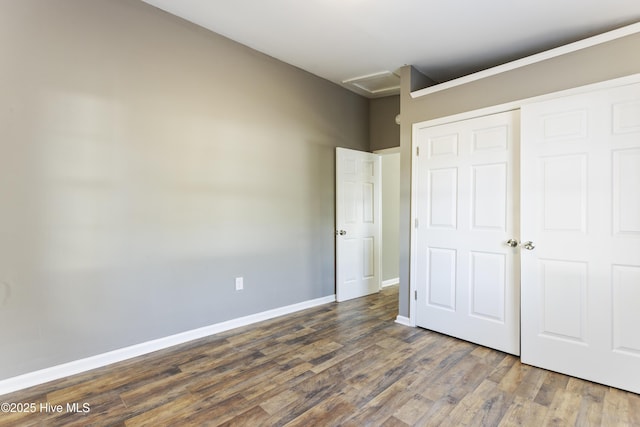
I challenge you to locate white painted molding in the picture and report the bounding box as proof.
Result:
[411,22,640,98]
[0,294,336,396]
[382,278,399,287]
[411,73,640,132]
[395,315,414,327]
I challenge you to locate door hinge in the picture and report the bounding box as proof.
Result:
[414,290,417,300]
[416,146,420,156]
[414,218,418,228]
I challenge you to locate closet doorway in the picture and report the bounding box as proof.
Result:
[410,76,640,393]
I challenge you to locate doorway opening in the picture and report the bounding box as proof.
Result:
[376,148,400,289]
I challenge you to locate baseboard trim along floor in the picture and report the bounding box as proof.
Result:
[395,315,413,327]
[0,294,336,396]
[382,278,400,287]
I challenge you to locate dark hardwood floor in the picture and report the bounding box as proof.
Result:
[1,285,639,426]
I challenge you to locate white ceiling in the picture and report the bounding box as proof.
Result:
[141,0,640,97]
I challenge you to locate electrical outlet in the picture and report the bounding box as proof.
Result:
[235,277,243,291]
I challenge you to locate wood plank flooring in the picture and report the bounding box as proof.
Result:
[1,285,639,426]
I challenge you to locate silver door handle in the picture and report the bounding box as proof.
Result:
[521,241,535,250]
[506,239,519,248]
[336,230,346,236]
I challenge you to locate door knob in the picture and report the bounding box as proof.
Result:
[336,230,346,236]
[521,241,535,250]
[506,239,519,248]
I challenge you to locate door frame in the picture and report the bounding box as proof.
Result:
[408,72,640,327]
[374,147,401,289]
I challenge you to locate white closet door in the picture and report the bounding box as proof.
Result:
[414,110,520,355]
[521,82,640,394]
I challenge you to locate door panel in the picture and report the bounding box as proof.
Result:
[472,163,507,230]
[429,168,457,228]
[521,81,640,394]
[539,259,587,342]
[428,247,456,310]
[613,149,640,234]
[541,154,587,232]
[336,148,381,302]
[469,251,505,321]
[415,110,520,355]
[612,265,640,354]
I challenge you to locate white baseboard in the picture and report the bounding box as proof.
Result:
[382,278,399,288]
[0,294,336,396]
[395,315,414,327]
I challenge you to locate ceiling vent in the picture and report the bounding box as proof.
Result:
[342,71,400,97]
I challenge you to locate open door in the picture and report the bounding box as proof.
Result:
[335,147,381,302]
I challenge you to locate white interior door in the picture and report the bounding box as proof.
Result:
[521,81,640,394]
[414,110,521,355]
[336,147,381,302]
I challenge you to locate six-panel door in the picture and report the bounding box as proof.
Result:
[414,110,521,355]
[336,147,381,302]
[520,82,640,394]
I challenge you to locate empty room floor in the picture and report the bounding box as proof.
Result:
[1,285,639,426]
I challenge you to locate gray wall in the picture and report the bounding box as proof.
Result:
[397,32,640,318]
[0,0,369,380]
[381,152,400,283]
[369,95,400,151]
